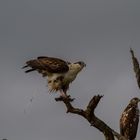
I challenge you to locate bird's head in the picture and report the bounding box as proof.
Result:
[67,61,86,74]
[72,61,86,70]
[74,61,86,68]
[130,97,140,105]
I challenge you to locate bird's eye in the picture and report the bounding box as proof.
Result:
[54,80,57,83]
[48,80,51,83]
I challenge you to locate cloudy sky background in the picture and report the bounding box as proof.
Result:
[0,0,140,140]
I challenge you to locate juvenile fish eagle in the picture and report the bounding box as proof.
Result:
[23,56,86,98]
[120,97,140,140]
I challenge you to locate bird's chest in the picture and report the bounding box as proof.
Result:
[63,70,78,84]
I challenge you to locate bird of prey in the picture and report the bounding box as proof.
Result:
[23,56,86,98]
[120,97,140,140]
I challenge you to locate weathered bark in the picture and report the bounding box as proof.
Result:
[55,95,127,140]
[130,48,140,89]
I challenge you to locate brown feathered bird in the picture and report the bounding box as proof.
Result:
[23,56,86,98]
[120,97,140,140]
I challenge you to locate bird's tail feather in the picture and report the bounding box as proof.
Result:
[22,60,39,73]
[25,68,36,73]
[22,65,28,69]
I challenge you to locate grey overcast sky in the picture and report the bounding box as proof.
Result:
[0,0,140,140]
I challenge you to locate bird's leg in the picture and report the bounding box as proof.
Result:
[59,89,68,98]
[55,90,74,102]
[54,91,65,101]
[59,90,75,101]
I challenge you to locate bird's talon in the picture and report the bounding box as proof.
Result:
[55,95,75,102]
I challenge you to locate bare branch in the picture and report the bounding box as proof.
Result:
[55,95,127,140]
[86,95,103,113]
[130,48,140,89]
[55,96,86,116]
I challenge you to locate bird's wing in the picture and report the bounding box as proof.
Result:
[128,107,139,140]
[120,106,139,139]
[23,56,69,75]
[120,118,124,136]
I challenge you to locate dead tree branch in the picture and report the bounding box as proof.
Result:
[55,95,127,140]
[130,48,140,89]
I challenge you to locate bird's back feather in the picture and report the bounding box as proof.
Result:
[23,56,69,76]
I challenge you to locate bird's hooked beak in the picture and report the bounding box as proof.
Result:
[83,62,86,67]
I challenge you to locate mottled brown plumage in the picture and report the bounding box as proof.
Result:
[120,97,140,140]
[23,56,69,76]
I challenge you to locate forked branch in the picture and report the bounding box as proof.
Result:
[55,95,127,140]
